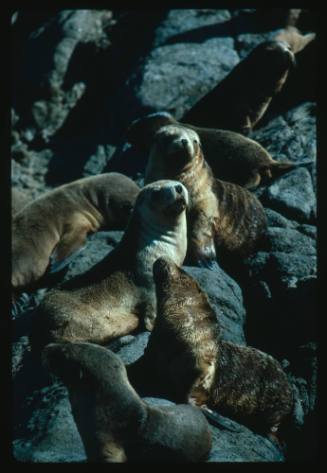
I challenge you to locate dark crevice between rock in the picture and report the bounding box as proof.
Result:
[45,11,167,186]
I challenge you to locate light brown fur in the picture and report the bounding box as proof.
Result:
[43,342,212,462]
[145,124,267,267]
[32,180,189,349]
[12,173,140,292]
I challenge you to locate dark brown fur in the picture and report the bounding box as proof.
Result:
[129,258,293,438]
[12,173,140,292]
[145,124,267,267]
[183,40,295,134]
[43,342,212,462]
[31,181,188,349]
[127,112,295,188]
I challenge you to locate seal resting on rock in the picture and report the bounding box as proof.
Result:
[126,111,296,188]
[12,173,140,294]
[145,124,267,267]
[32,180,189,349]
[182,40,295,134]
[43,342,212,463]
[129,257,294,441]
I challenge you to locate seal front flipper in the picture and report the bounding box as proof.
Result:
[48,245,86,274]
[48,222,91,272]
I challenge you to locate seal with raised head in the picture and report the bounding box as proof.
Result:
[145,124,267,267]
[43,342,212,463]
[127,111,296,188]
[32,180,189,348]
[129,257,294,440]
[182,40,295,134]
[12,173,140,294]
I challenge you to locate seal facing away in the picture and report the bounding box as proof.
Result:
[126,111,296,189]
[145,124,267,267]
[32,180,189,349]
[182,40,295,134]
[12,173,140,294]
[43,342,212,462]
[129,258,294,440]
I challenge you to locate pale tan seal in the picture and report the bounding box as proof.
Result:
[129,257,294,441]
[127,111,296,188]
[12,173,140,293]
[182,40,295,134]
[32,180,189,349]
[145,124,267,267]
[43,341,212,462]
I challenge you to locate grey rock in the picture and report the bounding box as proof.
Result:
[153,9,232,47]
[265,208,298,229]
[208,418,284,462]
[184,266,246,345]
[111,332,151,365]
[62,231,120,283]
[262,167,316,223]
[266,227,316,256]
[13,383,86,463]
[296,224,317,240]
[252,102,316,166]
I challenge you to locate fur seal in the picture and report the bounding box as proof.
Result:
[127,111,296,188]
[32,180,189,348]
[145,124,267,267]
[43,342,212,462]
[182,40,295,134]
[130,257,294,440]
[12,173,140,293]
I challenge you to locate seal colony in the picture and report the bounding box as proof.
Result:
[182,40,296,134]
[32,180,189,349]
[12,173,140,294]
[128,258,294,441]
[126,111,296,188]
[43,342,212,462]
[145,123,267,266]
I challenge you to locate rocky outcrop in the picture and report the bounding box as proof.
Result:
[11,8,317,463]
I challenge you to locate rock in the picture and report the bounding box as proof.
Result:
[265,208,298,229]
[13,382,86,463]
[117,10,239,127]
[110,332,151,365]
[61,231,121,283]
[252,102,316,167]
[13,10,114,142]
[184,266,246,345]
[208,416,284,462]
[261,167,316,223]
[266,227,316,255]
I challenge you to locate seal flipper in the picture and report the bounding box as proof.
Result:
[48,244,86,274]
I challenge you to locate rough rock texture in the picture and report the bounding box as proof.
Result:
[11,8,317,463]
